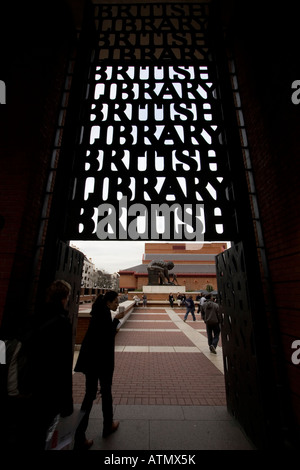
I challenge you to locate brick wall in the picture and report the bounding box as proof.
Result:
[75,317,91,344]
[223,0,300,434]
[144,242,227,255]
[0,1,77,332]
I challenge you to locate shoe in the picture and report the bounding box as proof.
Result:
[102,420,120,438]
[209,345,217,354]
[73,438,94,450]
[183,319,186,322]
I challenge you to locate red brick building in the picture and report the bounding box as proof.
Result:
[119,242,227,292]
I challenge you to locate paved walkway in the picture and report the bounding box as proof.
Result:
[72,305,255,450]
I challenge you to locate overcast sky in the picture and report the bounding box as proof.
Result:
[70,240,147,273]
[70,240,229,274]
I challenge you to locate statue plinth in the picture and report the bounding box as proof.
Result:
[147,268,163,286]
[143,285,186,294]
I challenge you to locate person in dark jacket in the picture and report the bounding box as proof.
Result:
[1,279,73,451]
[74,291,124,450]
[32,279,74,449]
[201,294,221,354]
[183,296,196,322]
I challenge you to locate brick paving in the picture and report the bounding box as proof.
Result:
[129,313,171,320]
[122,321,179,329]
[73,306,226,406]
[115,330,195,346]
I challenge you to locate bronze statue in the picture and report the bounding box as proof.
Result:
[147,260,177,285]
[170,272,179,286]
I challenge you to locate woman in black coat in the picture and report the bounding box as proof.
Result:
[74,291,124,450]
[14,280,73,450]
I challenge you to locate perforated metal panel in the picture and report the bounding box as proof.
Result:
[216,242,272,448]
[66,3,237,241]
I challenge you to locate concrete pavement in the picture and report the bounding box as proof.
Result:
[72,305,255,450]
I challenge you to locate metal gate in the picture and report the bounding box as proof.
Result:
[66,2,238,243]
[216,242,279,448]
[54,241,84,353]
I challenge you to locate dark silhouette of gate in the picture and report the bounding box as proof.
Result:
[216,242,277,448]
[54,241,84,354]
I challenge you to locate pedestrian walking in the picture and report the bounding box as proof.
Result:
[198,293,206,314]
[183,296,196,321]
[73,291,124,450]
[201,294,221,353]
[142,294,147,307]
